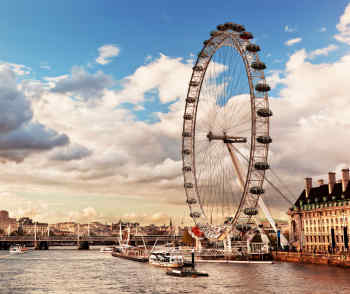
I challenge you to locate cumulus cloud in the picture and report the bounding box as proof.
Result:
[96,44,120,65]
[268,49,350,198]
[0,66,70,162]
[334,3,350,45]
[50,143,92,161]
[0,67,32,133]
[51,66,114,101]
[115,53,192,104]
[319,27,327,33]
[285,37,302,46]
[308,44,338,59]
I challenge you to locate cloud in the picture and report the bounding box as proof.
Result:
[285,37,302,46]
[334,3,350,45]
[50,143,92,161]
[0,66,70,162]
[67,207,102,223]
[96,44,120,65]
[319,27,327,33]
[284,25,296,33]
[115,53,192,104]
[50,66,114,101]
[0,62,31,75]
[308,44,338,59]
[0,67,33,133]
[266,70,283,89]
[0,123,69,162]
[269,50,350,186]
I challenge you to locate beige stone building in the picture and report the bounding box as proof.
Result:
[289,169,350,253]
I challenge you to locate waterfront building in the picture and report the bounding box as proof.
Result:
[0,210,18,234]
[53,222,78,234]
[289,169,350,253]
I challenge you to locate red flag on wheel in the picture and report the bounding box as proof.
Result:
[191,226,203,237]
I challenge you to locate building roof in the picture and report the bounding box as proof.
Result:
[293,182,350,210]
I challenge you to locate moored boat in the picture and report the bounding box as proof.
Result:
[111,246,148,263]
[166,267,209,277]
[149,251,184,268]
[9,244,30,254]
[100,246,114,253]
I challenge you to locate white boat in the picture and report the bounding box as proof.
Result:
[100,246,114,253]
[9,244,30,254]
[149,250,184,268]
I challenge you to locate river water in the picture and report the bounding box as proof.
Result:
[1,248,350,294]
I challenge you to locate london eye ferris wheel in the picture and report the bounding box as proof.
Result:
[182,22,272,241]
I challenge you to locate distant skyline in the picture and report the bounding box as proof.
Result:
[0,1,350,225]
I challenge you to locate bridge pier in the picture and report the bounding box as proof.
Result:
[0,241,10,250]
[35,241,49,250]
[78,241,89,250]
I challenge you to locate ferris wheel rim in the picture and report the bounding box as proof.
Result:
[182,23,271,238]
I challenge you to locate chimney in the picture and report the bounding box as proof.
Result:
[305,177,312,198]
[328,172,336,194]
[342,168,349,193]
[317,179,324,186]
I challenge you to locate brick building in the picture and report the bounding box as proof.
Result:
[0,210,18,234]
[289,169,350,253]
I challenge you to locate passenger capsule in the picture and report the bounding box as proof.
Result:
[256,108,273,117]
[250,186,265,195]
[182,149,191,155]
[256,136,272,144]
[190,212,201,218]
[246,44,261,52]
[190,81,200,87]
[224,22,234,30]
[186,97,196,103]
[210,30,220,37]
[183,166,192,172]
[182,132,191,137]
[251,61,266,70]
[232,23,245,32]
[217,24,226,31]
[254,162,270,170]
[183,114,193,120]
[193,65,204,71]
[244,208,258,216]
[184,183,193,189]
[240,32,253,40]
[186,198,197,204]
[255,83,271,92]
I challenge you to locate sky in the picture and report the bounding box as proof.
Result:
[0,0,350,225]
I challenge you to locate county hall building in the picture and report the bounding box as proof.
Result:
[288,169,350,253]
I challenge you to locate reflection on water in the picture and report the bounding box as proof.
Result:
[1,249,350,294]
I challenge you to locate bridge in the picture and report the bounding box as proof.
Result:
[0,235,183,249]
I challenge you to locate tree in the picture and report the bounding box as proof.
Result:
[182,228,195,246]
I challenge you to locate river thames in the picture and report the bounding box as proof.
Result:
[1,248,350,294]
